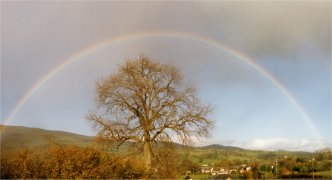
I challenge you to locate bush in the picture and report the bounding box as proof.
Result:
[1,145,145,179]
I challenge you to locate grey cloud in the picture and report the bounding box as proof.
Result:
[193,1,331,59]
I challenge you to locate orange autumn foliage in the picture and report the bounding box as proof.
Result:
[1,145,145,179]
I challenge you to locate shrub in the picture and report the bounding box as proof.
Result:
[1,145,145,179]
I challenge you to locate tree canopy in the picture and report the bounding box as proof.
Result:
[87,55,214,170]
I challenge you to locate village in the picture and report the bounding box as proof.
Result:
[180,151,332,180]
[200,164,250,176]
[183,163,261,179]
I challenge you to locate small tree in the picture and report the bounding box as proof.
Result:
[87,55,214,171]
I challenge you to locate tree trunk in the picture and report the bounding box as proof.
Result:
[144,140,152,171]
[144,129,152,171]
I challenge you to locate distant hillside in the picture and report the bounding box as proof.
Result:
[0,125,95,152]
[202,144,244,151]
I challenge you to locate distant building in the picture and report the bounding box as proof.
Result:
[239,165,251,174]
[211,167,229,176]
[201,167,213,173]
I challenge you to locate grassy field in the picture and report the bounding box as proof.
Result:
[315,170,332,178]
[176,144,313,166]
[0,125,94,152]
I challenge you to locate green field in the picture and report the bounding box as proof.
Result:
[315,170,332,178]
[0,125,94,153]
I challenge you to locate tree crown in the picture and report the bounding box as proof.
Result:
[87,55,214,147]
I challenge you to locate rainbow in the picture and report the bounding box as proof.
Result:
[2,31,322,139]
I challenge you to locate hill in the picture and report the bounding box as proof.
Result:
[0,125,94,153]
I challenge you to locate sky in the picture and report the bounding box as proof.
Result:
[1,1,331,152]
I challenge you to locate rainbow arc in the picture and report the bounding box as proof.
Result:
[2,31,322,140]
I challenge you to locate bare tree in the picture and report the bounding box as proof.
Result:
[87,55,214,171]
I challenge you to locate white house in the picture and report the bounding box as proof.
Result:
[201,167,213,174]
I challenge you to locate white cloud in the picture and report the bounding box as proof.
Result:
[243,138,330,152]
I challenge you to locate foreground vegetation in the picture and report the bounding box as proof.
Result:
[1,143,331,179]
[1,143,190,179]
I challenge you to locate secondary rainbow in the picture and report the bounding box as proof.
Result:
[3,31,322,139]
